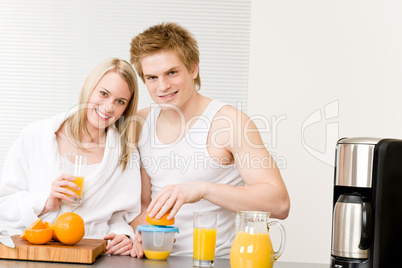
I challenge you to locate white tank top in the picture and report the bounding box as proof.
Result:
[138,100,244,257]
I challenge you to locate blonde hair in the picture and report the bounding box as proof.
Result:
[67,58,138,170]
[130,22,201,90]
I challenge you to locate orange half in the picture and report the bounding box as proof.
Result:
[146,211,175,226]
[25,228,53,245]
[20,218,45,240]
[44,221,58,241]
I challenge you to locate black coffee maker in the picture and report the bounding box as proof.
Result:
[331,137,402,268]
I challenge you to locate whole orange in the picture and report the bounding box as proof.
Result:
[54,212,85,245]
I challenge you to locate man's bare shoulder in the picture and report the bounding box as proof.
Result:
[211,104,264,153]
[211,104,259,142]
[137,106,153,121]
[214,104,250,124]
[134,106,153,142]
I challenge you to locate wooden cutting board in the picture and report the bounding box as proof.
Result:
[0,235,106,263]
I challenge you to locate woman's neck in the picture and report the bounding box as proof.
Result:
[81,124,107,146]
[59,121,107,149]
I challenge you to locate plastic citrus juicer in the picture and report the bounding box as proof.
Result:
[137,211,179,260]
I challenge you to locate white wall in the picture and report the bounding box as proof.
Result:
[248,0,402,264]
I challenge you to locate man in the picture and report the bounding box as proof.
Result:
[129,22,290,258]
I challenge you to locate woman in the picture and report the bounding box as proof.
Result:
[0,58,141,255]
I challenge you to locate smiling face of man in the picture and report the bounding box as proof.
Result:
[141,50,199,111]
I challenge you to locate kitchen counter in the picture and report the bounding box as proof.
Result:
[0,255,329,267]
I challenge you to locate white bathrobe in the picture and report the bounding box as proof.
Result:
[0,112,141,239]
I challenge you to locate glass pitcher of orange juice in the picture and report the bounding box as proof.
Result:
[230,211,286,268]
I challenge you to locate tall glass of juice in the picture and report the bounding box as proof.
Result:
[193,212,219,267]
[62,152,87,204]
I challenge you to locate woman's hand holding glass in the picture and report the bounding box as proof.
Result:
[40,174,80,215]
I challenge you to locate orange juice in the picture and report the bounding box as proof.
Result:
[64,176,84,197]
[230,231,274,268]
[193,227,217,261]
[143,250,171,260]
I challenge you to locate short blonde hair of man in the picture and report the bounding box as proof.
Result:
[130,22,201,90]
[67,58,138,170]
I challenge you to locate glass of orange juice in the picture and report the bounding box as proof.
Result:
[62,152,87,204]
[193,212,219,267]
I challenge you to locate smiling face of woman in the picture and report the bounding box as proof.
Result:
[86,71,132,132]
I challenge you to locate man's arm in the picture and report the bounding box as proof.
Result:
[130,107,153,258]
[203,106,290,219]
[130,166,152,258]
[130,167,152,230]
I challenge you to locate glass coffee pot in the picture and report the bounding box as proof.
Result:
[230,211,286,268]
